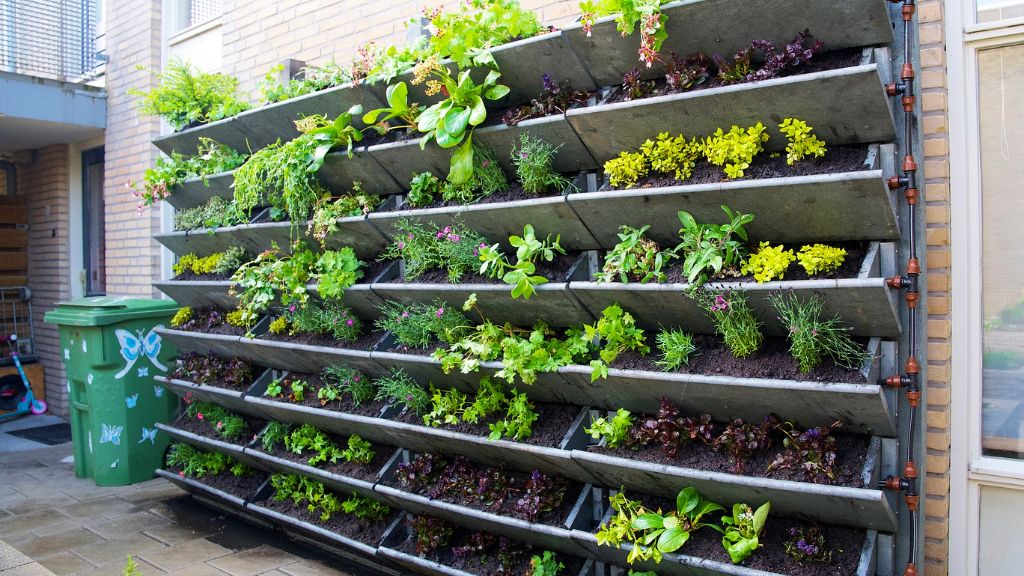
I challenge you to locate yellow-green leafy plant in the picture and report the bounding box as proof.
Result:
[741,242,796,283]
[604,150,649,188]
[779,118,827,165]
[172,247,248,277]
[702,123,769,179]
[225,309,251,329]
[130,59,250,131]
[170,307,192,328]
[268,316,288,334]
[797,244,847,275]
[640,132,700,180]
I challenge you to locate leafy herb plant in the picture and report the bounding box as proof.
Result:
[701,123,769,179]
[597,225,676,283]
[676,206,754,286]
[585,408,634,448]
[374,367,430,415]
[407,172,443,207]
[375,300,469,349]
[478,224,566,299]
[512,134,571,195]
[721,502,771,564]
[779,118,827,164]
[580,0,671,67]
[585,304,649,380]
[784,524,833,564]
[655,328,697,371]
[768,421,842,483]
[695,291,764,359]
[381,220,487,283]
[769,291,868,372]
[320,364,374,406]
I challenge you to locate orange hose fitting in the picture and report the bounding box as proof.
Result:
[908,389,922,408]
[903,154,918,172]
[903,4,916,20]
[907,257,921,275]
[906,291,919,308]
[905,494,920,511]
[906,356,920,374]
[904,563,918,576]
[905,187,919,205]
[902,95,915,112]
[888,176,903,190]
[904,461,919,479]
[902,62,916,80]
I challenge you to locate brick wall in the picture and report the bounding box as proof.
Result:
[103,0,163,298]
[220,0,580,98]
[918,1,951,574]
[20,145,72,416]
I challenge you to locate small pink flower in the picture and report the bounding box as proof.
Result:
[397,241,405,249]
[196,412,204,420]
[346,319,354,326]
[436,307,444,318]
[401,311,409,318]
[482,160,491,168]
[407,233,414,241]
[289,304,296,312]
[216,421,223,430]
[179,471,185,477]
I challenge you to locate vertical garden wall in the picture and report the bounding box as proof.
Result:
[141,1,926,574]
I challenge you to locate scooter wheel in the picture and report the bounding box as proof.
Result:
[30,399,47,415]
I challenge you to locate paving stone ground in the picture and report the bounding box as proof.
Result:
[0,440,365,576]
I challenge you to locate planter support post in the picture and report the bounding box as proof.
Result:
[878,2,924,575]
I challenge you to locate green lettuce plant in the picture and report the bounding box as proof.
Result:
[721,502,770,564]
[478,224,565,299]
[675,206,754,287]
[597,224,677,283]
[412,58,510,184]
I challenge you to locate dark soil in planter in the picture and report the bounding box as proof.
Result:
[605,47,865,105]
[380,342,443,357]
[593,427,869,488]
[171,354,260,391]
[362,259,394,283]
[258,496,398,548]
[176,308,247,336]
[171,270,232,282]
[262,372,392,418]
[166,466,267,500]
[612,334,867,383]
[258,433,393,482]
[384,253,580,285]
[384,457,582,526]
[600,144,871,192]
[602,492,865,575]
[171,413,261,448]
[258,328,385,351]
[393,401,579,448]
[400,182,565,212]
[393,526,585,576]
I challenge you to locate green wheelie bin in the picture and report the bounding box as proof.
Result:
[44,297,180,486]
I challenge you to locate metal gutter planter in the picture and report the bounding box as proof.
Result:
[560,0,894,87]
[566,49,895,164]
[369,252,598,329]
[152,116,255,157]
[571,436,895,532]
[570,241,902,338]
[165,172,234,211]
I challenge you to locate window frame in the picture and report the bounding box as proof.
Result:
[950,1,1024,574]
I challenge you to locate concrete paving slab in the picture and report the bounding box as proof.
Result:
[69,532,167,567]
[207,545,303,576]
[138,537,232,572]
[0,510,72,540]
[0,540,33,570]
[81,511,172,540]
[11,528,104,560]
[169,564,231,575]
[58,496,140,520]
[33,551,95,575]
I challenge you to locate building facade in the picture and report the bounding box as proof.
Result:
[6,0,1024,574]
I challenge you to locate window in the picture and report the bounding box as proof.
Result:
[978,0,1024,23]
[171,0,222,34]
[980,43,1024,459]
[82,148,104,296]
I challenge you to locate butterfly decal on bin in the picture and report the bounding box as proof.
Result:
[114,326,168,379]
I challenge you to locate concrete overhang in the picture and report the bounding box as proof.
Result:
[0,71,105,153]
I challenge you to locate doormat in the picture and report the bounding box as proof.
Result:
[7,423,73,445]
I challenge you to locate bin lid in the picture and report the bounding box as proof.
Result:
[43,297,180,327]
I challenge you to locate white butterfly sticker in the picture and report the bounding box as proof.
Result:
[100,424,123,446]
[64,348,70,360]
[87,373,94,385]
[137,367,149,378]
[110,459,118,468]
[139,427,158,445]
[153,385,165,398]
[114,325,168,379]
[82,340,87,353]
[125,394,138,408]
